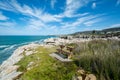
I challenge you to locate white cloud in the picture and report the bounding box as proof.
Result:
[0,0,16,12]
[84,18,102,26]
[0,0,61,32]
[116,0,120,6]
[40,13,61,23]
[0,0,60,23]
[27,19,45,30]
[54,0,92,18]
[110,23,120,28]
[0,0,92,22]
[59,13,104,30]
[51,0,57,9]
[0,12,8,20]
[64,0,92,17]
[92,2,96,9]
[71,14,104,27]
[54,12,89,19]
[0,0,105,35]
[0,21,16,27]
[64,0,80,17]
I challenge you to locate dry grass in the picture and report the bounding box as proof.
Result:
[73,40,120,80]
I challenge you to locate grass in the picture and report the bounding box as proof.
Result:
[16,40,120,80]
[73,40,120,80]
[17,46,77,80]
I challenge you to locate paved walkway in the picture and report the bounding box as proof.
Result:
[49,53,72,62]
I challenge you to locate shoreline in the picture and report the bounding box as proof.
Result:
[0,43,41,80]
[0,37,70,80]
[0,37,58,80]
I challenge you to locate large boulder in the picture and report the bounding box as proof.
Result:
[85,74,96,80]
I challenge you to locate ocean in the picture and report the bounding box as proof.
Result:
[0,35,55,64]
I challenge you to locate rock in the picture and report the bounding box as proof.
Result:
[77,69,85,75]
[0,43,40,80]
[85,74,96,80]
[0,65,19,77]
[37,57,40,60]
[76,69,96,80]
[27,62,34,67]
[77,76,82,80]
[27,61,34,70]
[25,51,33,56]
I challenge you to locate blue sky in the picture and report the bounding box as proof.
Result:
[0,0,120,35]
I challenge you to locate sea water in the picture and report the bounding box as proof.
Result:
[0,35,55,64]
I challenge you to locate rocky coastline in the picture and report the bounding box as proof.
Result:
[0,43,40,80]
[0,37,119,80]
[0,37,80,80]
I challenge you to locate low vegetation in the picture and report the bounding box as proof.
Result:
[17,40,120,80]
[73,40,120,80]
[17,46,77,80]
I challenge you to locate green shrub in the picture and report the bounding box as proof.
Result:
[74,40,120,80]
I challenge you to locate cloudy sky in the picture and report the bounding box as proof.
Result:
[0,0,120,35]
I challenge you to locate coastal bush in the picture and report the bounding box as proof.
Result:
[73,40,120,80]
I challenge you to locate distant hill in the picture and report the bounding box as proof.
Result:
[70,27,120,36]
[102,27,120,32]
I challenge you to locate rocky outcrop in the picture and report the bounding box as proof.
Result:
[0,43,40,80]
[85,74,96,80]
[44,38,93,46]
[73,69,96,80]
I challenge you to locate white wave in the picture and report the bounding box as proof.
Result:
[19,41,32,46]
[5,45,16,50]
[0,45,9,48]
[0,45,17,53]
[31,39,44,44]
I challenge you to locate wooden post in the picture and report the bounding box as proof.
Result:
[59,45,65,54]
[67,46,74,59]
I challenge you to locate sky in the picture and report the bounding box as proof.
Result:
[0,0,120,35]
